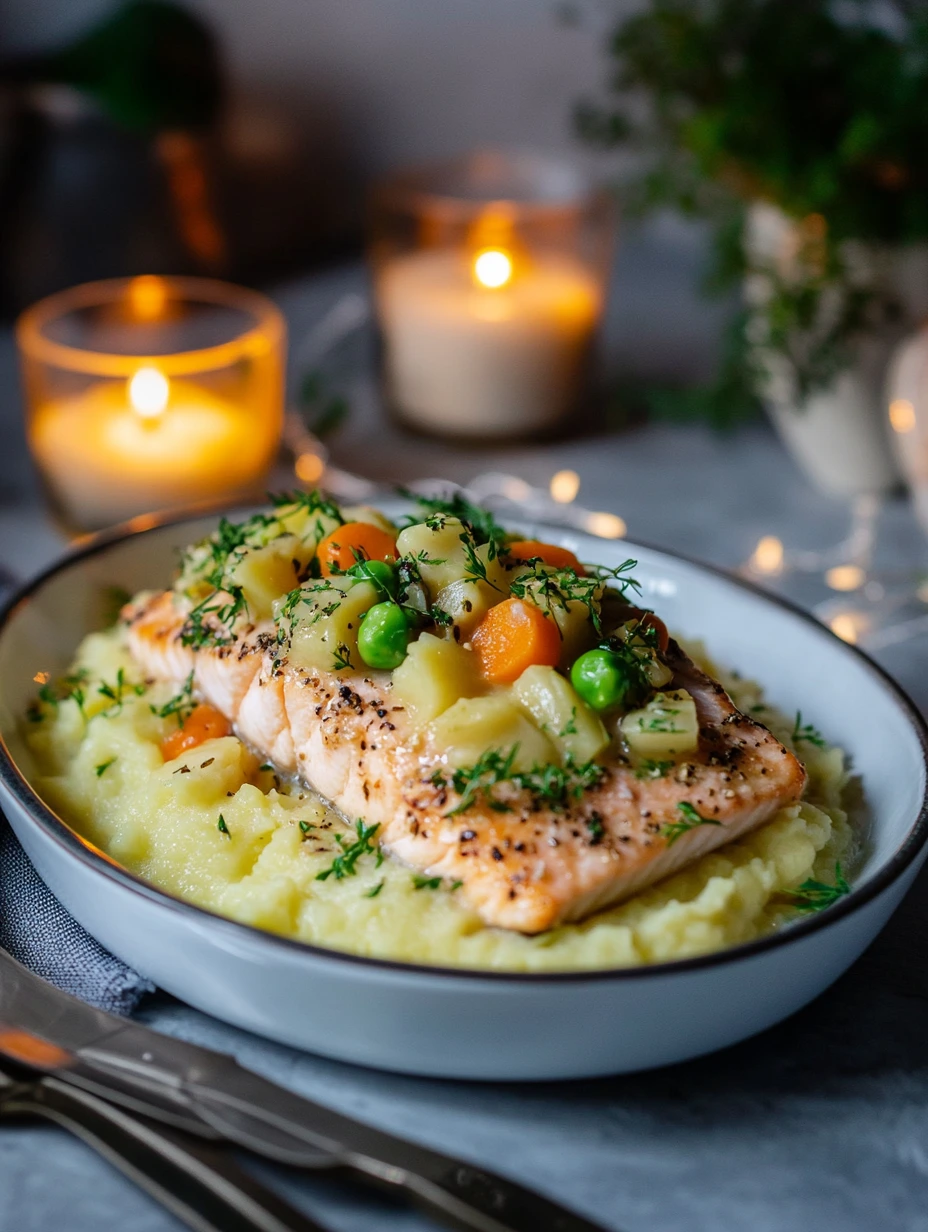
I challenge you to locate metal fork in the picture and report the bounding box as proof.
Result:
[0,1066,330,1232]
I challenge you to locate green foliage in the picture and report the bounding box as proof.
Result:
[581,0,928,418]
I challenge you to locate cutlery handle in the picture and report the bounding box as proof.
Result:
[5,1077,329,1232]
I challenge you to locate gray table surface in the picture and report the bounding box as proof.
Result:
[2,266,928,1231]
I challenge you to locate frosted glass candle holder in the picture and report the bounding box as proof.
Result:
[369,151,614,441]
[17,275,286,532]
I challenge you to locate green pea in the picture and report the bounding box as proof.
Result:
[347,558,395,599]
[358,602,410,670]
[570,648,633,712]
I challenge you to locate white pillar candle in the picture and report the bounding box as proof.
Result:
[31,369,278,528]
[377,248,601,438]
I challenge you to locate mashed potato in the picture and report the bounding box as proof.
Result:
[22,629,856,971]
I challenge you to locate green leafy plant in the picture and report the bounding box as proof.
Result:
[580,0,928,424]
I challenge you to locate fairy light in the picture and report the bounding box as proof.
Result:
[829,613,861,644]
[889,398,916,434]
[585,511,626,539]
[750,535,784,575]
[295,452,325,484]
[473,249,513,290]
[825,564,865,592]
[550,469,580,504]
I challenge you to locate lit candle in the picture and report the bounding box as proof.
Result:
[377,245,601,438]
[31,367,278,528]
[17,276,285,531]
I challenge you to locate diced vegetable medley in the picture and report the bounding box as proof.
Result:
[172,491,695,769]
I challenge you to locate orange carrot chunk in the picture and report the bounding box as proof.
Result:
[317,522,397,577]
[160,703,232,762]
[471,598,562,684]
[506,540,586,575]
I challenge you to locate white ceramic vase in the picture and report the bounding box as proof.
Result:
[744,203,928,497]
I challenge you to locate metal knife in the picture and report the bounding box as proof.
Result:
[0,947,612,1232]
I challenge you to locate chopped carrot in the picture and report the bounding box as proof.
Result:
[318,522,397,577]
[161,704,231,762]
[624,607,670,652]
[506,540,586,575]
[471,598,562,683]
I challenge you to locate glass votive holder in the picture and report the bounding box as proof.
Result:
[369,150,615,441]
[17,275,286,532]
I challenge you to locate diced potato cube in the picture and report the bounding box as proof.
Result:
[434,577,500,640]
[226,535,312,620]
[286,579,378,673]
[428,695,556,771]
[511,665,608,764]
[391,633,483,725]
[395,517,471,593]
[621,690,699,757]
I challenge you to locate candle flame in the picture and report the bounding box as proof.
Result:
[473,249,513,289]
[129,367,169,420]
[128,275,168,321]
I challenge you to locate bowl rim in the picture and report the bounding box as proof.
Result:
[1,506,927,986]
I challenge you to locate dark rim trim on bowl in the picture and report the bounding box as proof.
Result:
[1,506,927,986]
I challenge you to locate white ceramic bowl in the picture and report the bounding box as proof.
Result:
[1,510,926,1080]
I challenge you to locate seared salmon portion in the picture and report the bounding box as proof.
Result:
[126,591,805,934]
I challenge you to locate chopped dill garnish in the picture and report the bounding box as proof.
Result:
[27,669,89,722]
[559,708,579,737]
[412,875,443,890]
[635,759,674,780]
[150,671,195,725]
[400,489,507,548]
[429,605,453,627]
[298,820,316,835]
[332,642,354,671]
[260,763,274,772]
[437,746,604,816]
[458,529,502,591]
[450,879,463,891]
[217,814,231,838]
[97,668,145,717]
[586,812,605,845]
[316,819,381,881]
[365,880,385,898]
[792,711,826,749]
[788,863,850,912]
[95,758,117,777]
[661,801,722,846]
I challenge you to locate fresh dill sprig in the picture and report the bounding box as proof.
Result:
[217,814,231,838]
[150,671,196,726]
[97,668,146,717]
[661,801,722,846]
[95,758,117,777]
[316,819,382,881]
[365,880,385,898]
[332,643,354,671]
[792,711,827,749]
[438,747,605,816]
[788,863,850,912]
[27,669,89,722]
[458,530,502,591]
[400,489,507,548]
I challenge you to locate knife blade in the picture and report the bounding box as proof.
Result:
[0,948,612,1232]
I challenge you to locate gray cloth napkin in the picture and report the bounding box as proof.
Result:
[0,818,154,1015]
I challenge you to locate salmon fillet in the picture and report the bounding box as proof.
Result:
[126,590,805,933]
